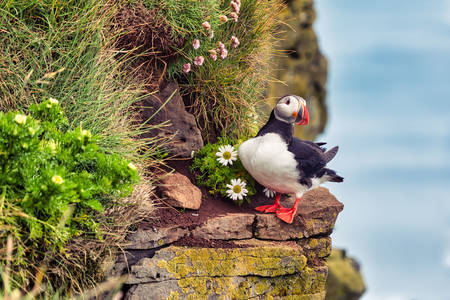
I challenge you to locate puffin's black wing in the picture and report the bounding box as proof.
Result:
[288,137,327,178]
[302,140,327,152]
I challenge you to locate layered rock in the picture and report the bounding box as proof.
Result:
[267,0,328,140]
[111,187,344,299]
[126,243,327,299]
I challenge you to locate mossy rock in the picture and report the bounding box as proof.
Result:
[267,0,328,141]
[125,243,328,299]
[325,249,366,300]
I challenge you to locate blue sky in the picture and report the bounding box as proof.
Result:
[314,1,450,299]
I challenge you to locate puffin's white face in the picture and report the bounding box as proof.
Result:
[274,95,309,125]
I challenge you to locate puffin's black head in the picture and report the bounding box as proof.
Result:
[274,95,309,125]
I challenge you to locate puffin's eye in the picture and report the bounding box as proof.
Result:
[286,99,290,105]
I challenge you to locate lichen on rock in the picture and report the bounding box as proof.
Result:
[125,244,328,299]
[325,249,366,300]
[117,187,348,299]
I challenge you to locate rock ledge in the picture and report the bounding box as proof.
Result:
[112,188,343,300]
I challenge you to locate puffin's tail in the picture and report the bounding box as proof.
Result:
[317,168,344,183]
[323,146,339,163]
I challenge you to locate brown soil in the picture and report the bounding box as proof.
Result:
[138,159,275,248]
[140,159,259,228]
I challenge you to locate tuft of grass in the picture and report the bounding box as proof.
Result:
[149,0,286,140]
[0,235,126,299]
[0,0,166,294]
[0,0,164,162]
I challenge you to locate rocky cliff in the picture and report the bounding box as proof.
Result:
[110,187,343,299]
[267,0,328,140]
[107,1,365,299]
[326,249,366,300]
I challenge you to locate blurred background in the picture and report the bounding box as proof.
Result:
[315,1,450,299]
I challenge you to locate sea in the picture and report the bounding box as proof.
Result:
[314,1,450,299]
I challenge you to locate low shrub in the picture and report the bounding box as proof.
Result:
[0,98,139,285]
[190,138,256,205]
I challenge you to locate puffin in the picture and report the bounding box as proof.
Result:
[238,95,343,224]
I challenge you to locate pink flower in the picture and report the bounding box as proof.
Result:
[220,48,228,59]
[183,63,191,73]
[235,0,241,4]
[231,1,240,13]
[193,56,205,66]
[218,41,225,50]
[219,15,228,23]
[231,36,240,48]
[202,21,211,31]
[208,30,214,39]
[230,12,238,22]
[192,39,200,50]
[209,49,217,61]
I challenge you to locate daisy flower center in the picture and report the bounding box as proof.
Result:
[223,151,232,160]
[233,185,242,193]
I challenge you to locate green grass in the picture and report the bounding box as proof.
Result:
[146,0,285,140]
[144,0,221,40]
[0,0,286,295]
[0,0,163,161]
[1,235,124,299]
[0,0,165,294]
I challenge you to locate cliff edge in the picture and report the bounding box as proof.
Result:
[110,187,343,299]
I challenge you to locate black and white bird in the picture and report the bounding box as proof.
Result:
[238,95,343,224]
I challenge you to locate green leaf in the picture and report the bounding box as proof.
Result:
[84,199,104,212]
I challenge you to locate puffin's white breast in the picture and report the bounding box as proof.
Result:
[238,133,303,194]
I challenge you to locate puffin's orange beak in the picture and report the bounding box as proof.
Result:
[295,104,309,125]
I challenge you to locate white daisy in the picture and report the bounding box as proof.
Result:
[263,187,276,198]
[226,178,248,201]
[215,145,237,166]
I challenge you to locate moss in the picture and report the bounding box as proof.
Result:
[309,239,319,248]
[157,260,167,269]
[168,291,180,300]
[156,246,308,279]
[325,249,366,300]
[255,282,267,295]
[147,245,327,298]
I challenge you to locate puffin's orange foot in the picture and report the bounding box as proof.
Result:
[275,207,291,213]
[255,193,283,213]
[276,207,298,224]
[255,203,285,213]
